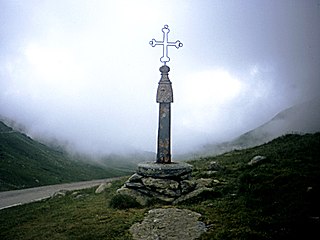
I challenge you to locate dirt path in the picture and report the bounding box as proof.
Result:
[0,177,121,210]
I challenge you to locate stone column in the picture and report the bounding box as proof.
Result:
[156,65,173,163]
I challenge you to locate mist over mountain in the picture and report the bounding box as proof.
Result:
[0,120,134,191]
[1,1,319,156]
[190,97,320,158]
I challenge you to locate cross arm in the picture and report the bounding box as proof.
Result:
[167,40,183,49]
[149,39,163,47]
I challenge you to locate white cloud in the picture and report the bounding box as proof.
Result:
[1,0,319,155]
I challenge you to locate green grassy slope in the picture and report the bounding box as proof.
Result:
[0,133,319,239]
[187,133,320,239]
[0,121,130,191]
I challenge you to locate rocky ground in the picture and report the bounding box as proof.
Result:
[129,208,206,240]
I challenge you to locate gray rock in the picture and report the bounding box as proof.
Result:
[135,188,154,196]
[71,191,88,199]
[180,180,197,193]
[52,189,68,198]
[142,177,179,190]
[196,178,214,188]
[137,162,192,178]
[128,173,143,182]
[136,188,176,203]
[117,187,151,206]
[130,208,206,240]
[150,193,175,203]
[95,182,112,194]
[156,188,181,198]
[180,173,192,180]
[117,162,197,205]
[125,182,145,189]
[74,194,88,199]
[248,155,267,165]
[173,187,214,205]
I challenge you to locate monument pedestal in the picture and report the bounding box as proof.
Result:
[117,162,196,205]
[137,162,192,178]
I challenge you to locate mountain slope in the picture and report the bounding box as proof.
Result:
[234,97,320,146]
[1,133,319,239]
[188,133,320,239]
[198,97,320,157]
[0,121,129,191]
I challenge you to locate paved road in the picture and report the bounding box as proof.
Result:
[0,177,121,210]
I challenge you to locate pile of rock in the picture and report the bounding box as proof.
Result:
[117,162,215,205]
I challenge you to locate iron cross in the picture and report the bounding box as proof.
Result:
[149,25,183,65]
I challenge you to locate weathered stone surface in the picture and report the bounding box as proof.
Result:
[52,189,68,198]
[150,193,175,203]
[173,187,214,205]
[156,188,181,198]
[180,172,192,180]
[95,182,112,194]
[248,155,267,165]
[128,173,143,182]
[74,194,88,199]
[135,188,176,203]
[181,179,197,193]
[135,188,154,196]
[137,162,192,178]
[125,182,144,189]
[130,208,206,240]
[117,187,151,206]
[117,162,195,204]
[142,177,179,190]
[196,178,214,188]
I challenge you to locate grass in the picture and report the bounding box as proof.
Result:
[0,121,133,191]
[0,133,319,239]
[187,133,320,239]
[0,178,146,240]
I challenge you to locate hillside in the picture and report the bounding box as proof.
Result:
[197,97,320,157]
[0,121,131,191]
[187,133,320,239]
[0,133,319,239]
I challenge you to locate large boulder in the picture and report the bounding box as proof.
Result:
[130,208,206,240]
[116,187,151,206]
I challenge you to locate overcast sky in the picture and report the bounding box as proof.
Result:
[1,0,319,155]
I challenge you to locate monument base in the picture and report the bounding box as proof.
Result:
[137,162,192,178]
[117,162,199,205]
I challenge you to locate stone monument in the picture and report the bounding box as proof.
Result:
[149,24,182,163]
[117,25,195,205]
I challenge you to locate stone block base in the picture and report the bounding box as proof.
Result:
[117,162,215,205]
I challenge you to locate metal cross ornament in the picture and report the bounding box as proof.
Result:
[149,25,183,65]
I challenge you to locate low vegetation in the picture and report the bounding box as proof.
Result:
[0,121,133,191]
[0,133,319,239]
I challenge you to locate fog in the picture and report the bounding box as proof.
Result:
[1,0,319,155]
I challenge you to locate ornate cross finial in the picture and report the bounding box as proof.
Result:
[149,25,183,65]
